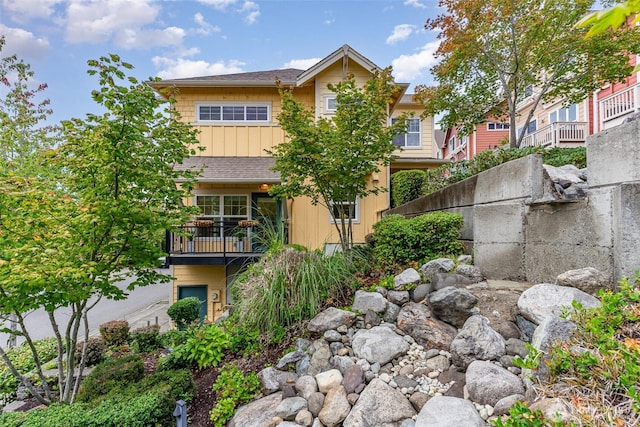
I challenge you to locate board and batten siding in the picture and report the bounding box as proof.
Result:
[172,265,227,322]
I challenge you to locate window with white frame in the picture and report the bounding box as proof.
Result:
[197,103,270,123]
[329,199,359,223]
[448,136,456,151]
[549,104,577,123]
[391,118,421,147]
[324,95,337,113]
[194,195,249,237]
[460,135,468,145]
[487,122,510,131]
[518,119,537,137]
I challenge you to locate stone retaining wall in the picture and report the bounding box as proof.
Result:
[385,120,640,283]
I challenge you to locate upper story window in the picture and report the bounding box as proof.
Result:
[487,122,510,131]
[460,135,468,145]
[324,95,337,113]
[392,118,421,148]
[194,194,249,237]
[448,136,456,151]
[197,103,270,123]
[523,85,533,97]
[549,104,577,123]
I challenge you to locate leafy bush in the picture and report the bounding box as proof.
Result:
[391,169,427,207]
[0,337,58,396]
[372,212,464,272]
[167,297,201,330]
[177,323,230,370]
[77,354,144,403]
[543,273,640,423]
[159,329,187,349]
[231,247,355,339]
[209,364,260,427]
[75,338,106,367]
[130,324,161,353]
[542,146,586,169]
[98,320,130,347]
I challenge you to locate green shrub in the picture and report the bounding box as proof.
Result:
[0,337,58,396]
[167,297,201,330]
[209,364,260,427]
[130,324,161,353]
[372,212,464,272]
[77,354,144,403]
[75,337,106,367]
[178,323,230,369]
[231,247,355,339]
[542,146,586,169]
[159,328,187,349]
[391,169,427,207]
[492,401,571,426]
[98,320,130,347]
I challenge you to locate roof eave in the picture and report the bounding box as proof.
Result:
[296,44,381,86]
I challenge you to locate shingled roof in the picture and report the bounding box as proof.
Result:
[174,156,280,183]
[153,68,304,87]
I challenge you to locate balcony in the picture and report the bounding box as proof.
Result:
[600,85,639,130]
[519,122,587,148]
[165,219,285,265]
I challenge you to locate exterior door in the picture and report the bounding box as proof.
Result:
[251,193,280,251]
[177,285,207,322]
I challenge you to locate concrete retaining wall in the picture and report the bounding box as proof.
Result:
[385,120,640,283]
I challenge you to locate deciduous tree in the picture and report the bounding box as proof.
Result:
[268,68,407,255]
[416,0,640,148]
[0,52,201,404]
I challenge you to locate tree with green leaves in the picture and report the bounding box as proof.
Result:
[576,1,640,37]
[268,67,407,255]
[0,52,201,404]
[416,0,640,148]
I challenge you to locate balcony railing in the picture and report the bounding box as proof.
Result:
[166,219,284,256]
[520,121,587,148]
[600,85,638,124]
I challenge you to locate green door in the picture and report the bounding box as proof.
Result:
[251,194,281,251]
[177,285,207,322]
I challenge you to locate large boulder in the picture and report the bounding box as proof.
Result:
[450,315,505,368]
[397,302,458,350]
[428,286,479,328]
[343,378,416,426]
[555,267,611,295]
[228,392,283,427]
[308,307,356,333]
[431,273,473,291]
[352,326,410,365]
[415,396,485,427]
[420,258,455,281]
[395,268,422,290]
[318,386,351,427]
[466,360,525,406]
[258,367,299,395]
[517,283,601,325]
[527,315,577,381]
[352,290,387,314]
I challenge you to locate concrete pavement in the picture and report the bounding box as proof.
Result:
[88,299,174,337]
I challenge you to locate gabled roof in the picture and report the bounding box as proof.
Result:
[174,156,280,183]
[151,68,303,88]
[295,44,380,86]
[434,129,446,149]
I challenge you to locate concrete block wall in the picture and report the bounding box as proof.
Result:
[384,121,640,283]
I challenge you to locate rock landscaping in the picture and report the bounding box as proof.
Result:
[228,261,612,427]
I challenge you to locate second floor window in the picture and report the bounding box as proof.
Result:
[487,122,510,131]
[197,104,270,123]
[549,104,577,123]
[392,118,421,147]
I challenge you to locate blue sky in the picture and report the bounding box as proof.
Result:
[0,0,442,125]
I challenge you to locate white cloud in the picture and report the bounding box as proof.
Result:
[2,0,64,21]
[196,0,237,11]
[404,0,427,8]
[65,0,160,44]
[194,12,221,35]
[283,58,321,70]
[386,24,415,45]
[0,24,50,59]
[391,41,439,82]
[114,27,185,50]
[152,56,245,79]
[240,1,260,24]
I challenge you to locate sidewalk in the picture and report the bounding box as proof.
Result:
[88,300,174,337]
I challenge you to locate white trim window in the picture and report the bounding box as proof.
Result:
[448,136,456,151]
[549,104,577,123]
[324,95,337,113]
[487,122,510,131]
[329,199,359,223]
[392,118,421,148]
[196,103,270,123]
[194,195,249,237]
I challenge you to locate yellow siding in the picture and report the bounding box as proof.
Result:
[393,105,435,159]
[172,265,227,322]
[315,61,375,119]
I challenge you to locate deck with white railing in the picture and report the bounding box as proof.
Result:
[600,85,639,129]
[520,121,587,148]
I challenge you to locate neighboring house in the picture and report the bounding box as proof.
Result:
[440,56,640,156]
[149,45,443,322]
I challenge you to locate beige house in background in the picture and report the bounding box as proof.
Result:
[150,45,445,322]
